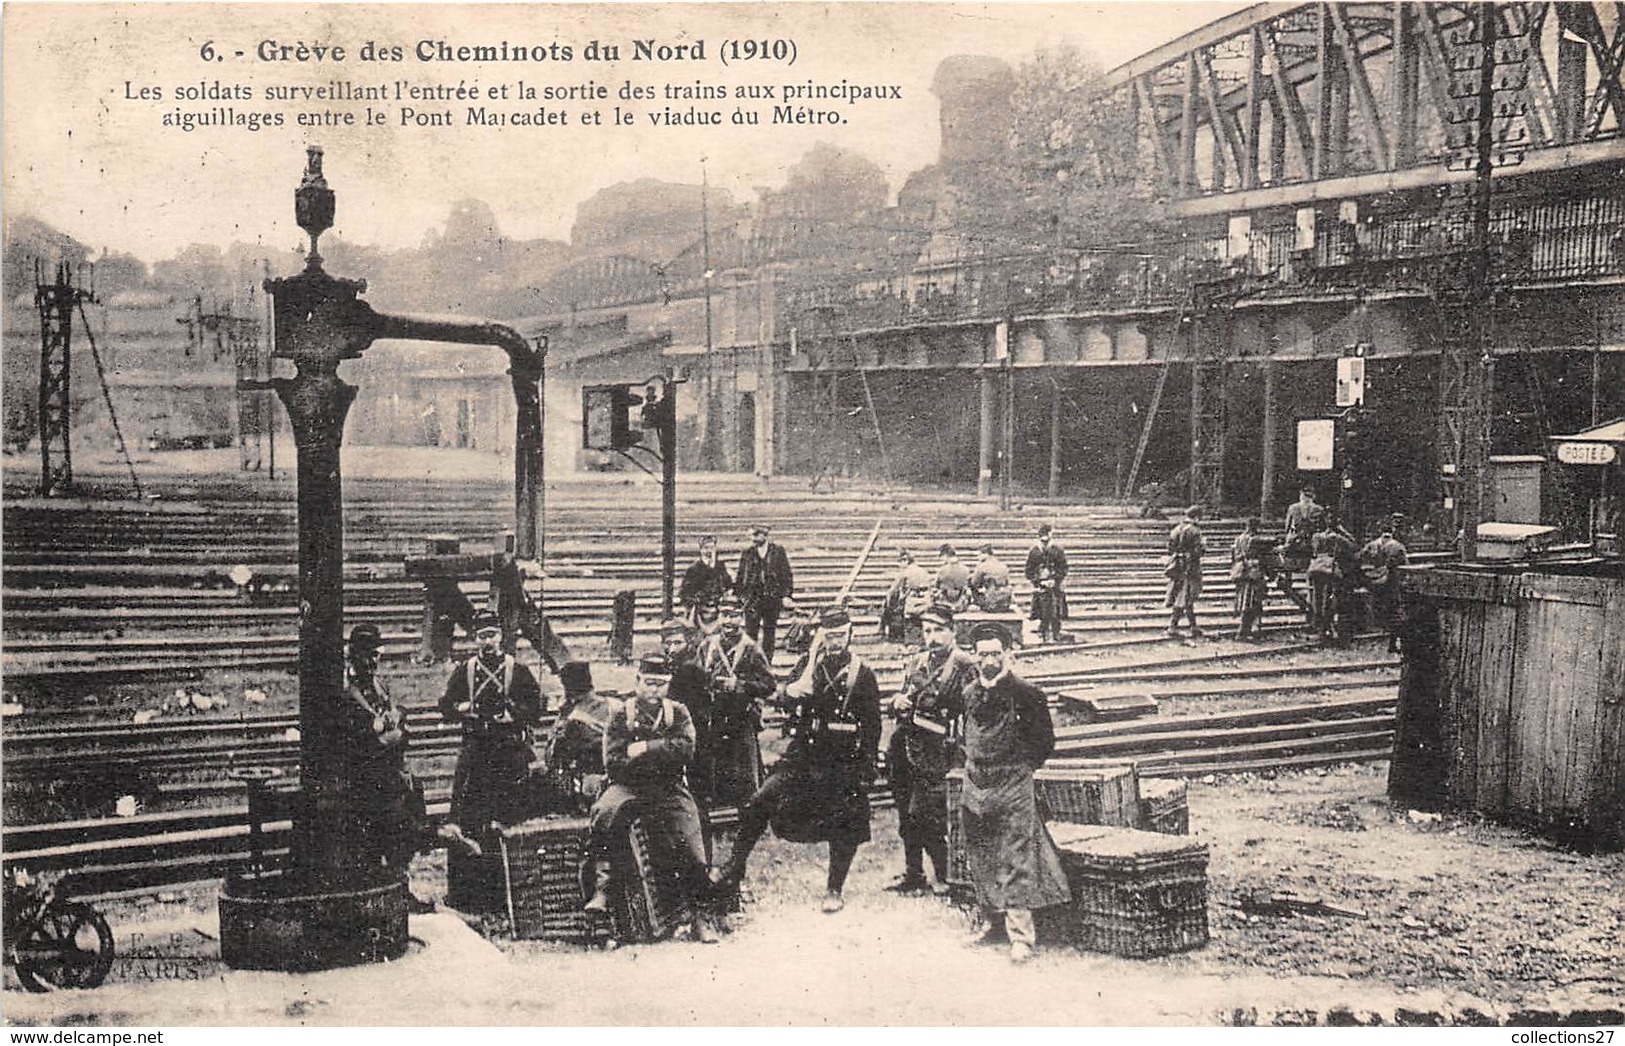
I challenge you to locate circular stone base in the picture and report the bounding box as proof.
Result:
[219,873,409,971]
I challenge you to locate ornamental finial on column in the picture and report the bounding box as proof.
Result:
[295,145,336,269]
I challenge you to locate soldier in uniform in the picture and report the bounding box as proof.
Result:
[969,543,1013,612]
[437,610,544,854]
[960,623,1070,963]
[884,604,975,895]
[1359,517,1410,653]
[735,524,795,661]
[541,660,611,815]
[879,549,933,644]
[1165,505,1206,637]
[1279,486,1327,623]
[934,544,973,612]
[711,607,881,914]
[583,654,719,944]
[341,623,429,907]
[1024,524,1070,643]
[699,594,774,808]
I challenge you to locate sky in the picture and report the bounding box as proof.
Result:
[3,2,1250,264]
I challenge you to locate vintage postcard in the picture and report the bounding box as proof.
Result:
[3,0,1622,1032]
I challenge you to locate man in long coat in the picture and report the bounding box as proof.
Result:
[1024,524,1069,643]
[711,607,881,913]
[438,610,544,851]
[699,594,774,808]
[735,524,795,660]
[678,535,733,626]
[960,622,1070,963]
[885,603,975,894]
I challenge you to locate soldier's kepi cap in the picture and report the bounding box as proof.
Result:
[969,621,1014,648]
[637,653,673,678]
[471,610,501,633]
[919,603,955,627]
[659,617,690,637]
[348,623,384,649]
[819,606,852,630]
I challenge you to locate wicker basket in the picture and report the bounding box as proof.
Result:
[1035,765,1138,827]
[945,769,971,886]
[614,816,689,942]
[1135,777,1190,835]
[1048,823,1209,958]
[500,816,608,943]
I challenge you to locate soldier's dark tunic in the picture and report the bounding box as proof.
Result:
[960,670,1070,912]
[342,668,425,872]
[440,651,544,835]
[889,645,975,863]
[1024,543,1070,625]
[665,653,717,807]
[700,632,774,808]
[767,649,882,844]
[590,696,709,897]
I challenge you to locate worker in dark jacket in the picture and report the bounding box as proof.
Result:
[583,653,718,943]
[735,524,795,661]
[1024,524,1069,643]
[711,607,881,913]
[960,622,1070,963]
[885,604,975,895]
[342,623,428,902]
[678,535,733,626]
[438,610,544,853]
[1359,517,1410,653]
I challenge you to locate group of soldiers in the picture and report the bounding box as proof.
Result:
[1162,487,1410,646]
[881,524,1072,646]
[341,549,1066,961]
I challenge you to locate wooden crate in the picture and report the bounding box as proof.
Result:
[1394,565,1625,850]
[1048,823,1209,958]
[1035,765,1137,827]
[1135,778,1190,835]
[499,816,607,944]
[1067,691,1159,725]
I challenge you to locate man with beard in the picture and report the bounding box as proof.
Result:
[710,607,881,913]
[960,622,1070,963]
[884,604,975,895]
[735,524,795,661]
[438,610,544,854]
[699,594,773,809]
[583,653,719,943]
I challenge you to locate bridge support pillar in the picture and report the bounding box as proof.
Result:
[1260,358,1278,520]
[978,369,996,497]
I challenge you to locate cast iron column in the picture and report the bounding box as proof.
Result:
[265,148,373,881]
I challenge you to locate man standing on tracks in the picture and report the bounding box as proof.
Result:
[679,535,733,628]
[1359,516,1409,653]
[342,623,429,905]
[1165,505,1206,637]
[1309,512,1360,642]
[959,622,1069,963]
[711,607,881,914]
[736,524,795,661]
[438,609,545,853]
[885,603,975,895]
[583,653,719,944]
[1280,486,1326,624]
[700,594,773,808]
[1024,524,1069,644]
[880,549,933,644]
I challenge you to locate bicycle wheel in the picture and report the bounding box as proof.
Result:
[16,902,114,992]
